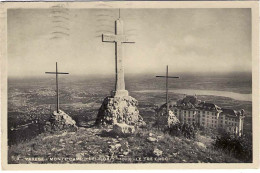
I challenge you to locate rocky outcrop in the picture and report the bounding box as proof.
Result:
[156,103,180,128]
[95,96,146,127]
[168,110,180,128]
[44,110,78,132]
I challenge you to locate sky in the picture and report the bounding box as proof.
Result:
[7,8,251,77]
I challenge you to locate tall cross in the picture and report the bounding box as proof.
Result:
[45,62,69,113]
[102,9,135,97]
[156,65,180,117]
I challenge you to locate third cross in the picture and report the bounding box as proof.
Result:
[156,65,180,117]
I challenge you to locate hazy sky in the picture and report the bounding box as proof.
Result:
[8,8,251,77]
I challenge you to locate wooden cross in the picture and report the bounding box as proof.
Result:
[102,9,135,97]
[156,65,180,117]
[45,62,69,113]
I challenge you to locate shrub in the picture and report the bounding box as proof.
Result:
[167,123,198,139]
[213,132,252,162]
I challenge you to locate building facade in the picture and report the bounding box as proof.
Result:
[170,96,245,136]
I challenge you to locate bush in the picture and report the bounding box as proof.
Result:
[213,132,252,162]
[167,123,198,139]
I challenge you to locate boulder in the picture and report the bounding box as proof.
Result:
[96,96,146,127]
[113,123,135,135]
[195,142,206,149]
[44,110,78,132]
[153,148,163,157]
[147,137,157,142]
[109,143,122,150]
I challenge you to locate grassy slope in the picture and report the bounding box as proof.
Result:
[8,125,241,164]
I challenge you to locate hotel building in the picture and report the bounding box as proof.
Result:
[168,95,245,136]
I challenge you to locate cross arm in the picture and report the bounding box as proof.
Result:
[45,72,69,74]
[102,34,135,43]
[102,34,116,42]
[156,76,180,78]
[123,37,135,43]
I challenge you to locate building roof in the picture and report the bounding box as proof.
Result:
[220,108,242,118]
[175,95,222,112]
[197,102,221,112]
[160,96,244,118]
[221,108,237,116]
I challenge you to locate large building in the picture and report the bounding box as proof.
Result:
[169,95,245,136]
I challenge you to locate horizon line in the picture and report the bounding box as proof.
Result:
[8,71,252,79]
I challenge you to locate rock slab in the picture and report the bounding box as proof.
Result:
[44,110,78,132]
[113,123,135,135]
[96,96,146,126]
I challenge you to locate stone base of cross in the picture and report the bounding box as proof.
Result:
[111,90,129,97]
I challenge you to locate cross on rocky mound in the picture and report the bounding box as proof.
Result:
[44,62,78,132]
[95,10,145,127]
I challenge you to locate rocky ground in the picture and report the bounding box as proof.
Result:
[8,123,241,164]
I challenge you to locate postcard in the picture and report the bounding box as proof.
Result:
[1,1,259,170]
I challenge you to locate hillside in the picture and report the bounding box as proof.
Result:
[8,123,241,164]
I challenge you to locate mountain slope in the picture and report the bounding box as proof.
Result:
[8,125,241,164]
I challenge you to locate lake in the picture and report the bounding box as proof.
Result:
[134,89,252,102]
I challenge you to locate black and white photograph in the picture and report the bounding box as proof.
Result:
[1,1,259,169]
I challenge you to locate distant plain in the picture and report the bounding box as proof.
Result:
[8,72,252,145]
